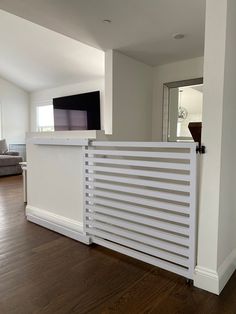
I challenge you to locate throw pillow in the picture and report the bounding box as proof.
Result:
[0,139,8,154]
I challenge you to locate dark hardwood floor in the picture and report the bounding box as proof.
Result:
[0,175,236,314]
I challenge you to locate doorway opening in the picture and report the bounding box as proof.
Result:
[163,78,203,142]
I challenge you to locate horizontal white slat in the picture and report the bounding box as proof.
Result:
[86,200,190,231]
[87,177,190,193]
[87,219,188,256]
[85,173,189,200]
[86,190,190,214]
[89,221,188,256]
[86,149,191,160]
[87,180,190,202]
[91,141,197,149]
[85,165,190,181]
[87,229,189,266]
[86,213,189,246]
[85,157,190,171]
[85,173,190,196]
[92,237,190,278]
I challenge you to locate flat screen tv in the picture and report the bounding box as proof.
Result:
[53,91,101,131]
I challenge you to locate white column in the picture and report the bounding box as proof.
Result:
[104,50,113,135]
[194,0,236,294]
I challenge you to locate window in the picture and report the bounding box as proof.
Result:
[37,105,54,132]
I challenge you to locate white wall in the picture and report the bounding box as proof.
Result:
[104,50,113,135]
[217,0,236,276]
[152,57,204,140]
[194,0,236,295]
[31,51,153,141]
[195,0,226,290]
[110,50,153,141]
[26,131,101,244]
[0,76,29,144]
[30,79,105,132]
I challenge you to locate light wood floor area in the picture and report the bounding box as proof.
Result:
[0,175,236,314]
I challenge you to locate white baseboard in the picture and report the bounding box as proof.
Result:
[194,249,236,294]
[194,266,219,294]
[218,249,236,293]
[26,205,91,245]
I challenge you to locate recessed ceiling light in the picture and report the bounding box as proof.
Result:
[173,33,185,40]
[103,19,112,24]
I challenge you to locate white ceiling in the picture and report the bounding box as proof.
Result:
[0,9,104,92]
[0,0,206,67]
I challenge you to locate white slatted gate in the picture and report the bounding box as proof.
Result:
[84,142,197,279]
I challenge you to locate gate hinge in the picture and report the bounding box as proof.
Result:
[196,145,206,154]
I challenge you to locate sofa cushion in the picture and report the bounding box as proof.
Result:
[0,139,8,154]
[0,165,22,176]
[0,155,23,167]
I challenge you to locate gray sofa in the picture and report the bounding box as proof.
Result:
[0,139,23,176]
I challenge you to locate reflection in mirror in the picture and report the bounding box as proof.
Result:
[163,79,203,142]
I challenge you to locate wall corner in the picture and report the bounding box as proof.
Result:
[194,249,236,295]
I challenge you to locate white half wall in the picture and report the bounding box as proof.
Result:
[109,50,153,141]
[0,76,29,144]
[26,130,101,244]
[152,57,204,140]
[30,79,105,132]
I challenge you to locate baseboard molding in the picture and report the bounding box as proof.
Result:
[26,205,91,245]
[194,249,236,294]
[194,266,219,294]
[218,249,236,293]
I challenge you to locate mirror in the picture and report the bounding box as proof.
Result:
[163,78,203,142]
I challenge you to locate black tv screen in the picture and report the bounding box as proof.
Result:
[53,91,101,131]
